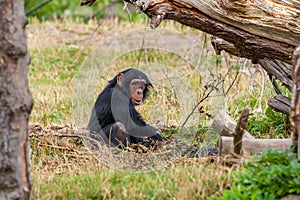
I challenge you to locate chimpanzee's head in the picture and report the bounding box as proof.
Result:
[115,68,152,105]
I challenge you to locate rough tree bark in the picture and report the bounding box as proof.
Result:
[0,0,33,199]
[290,46,300,159]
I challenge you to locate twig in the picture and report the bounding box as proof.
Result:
[72,16,103,65]
[181,79,223,128]
[185,32,206,92]
[225,71,239,95]
[255,66,265,113]
[29,133,84,138]
[26,0,53,16]
[83,0,119,22]
[136,18,147,67]
[163,68,178,99]
[29,132,104,146]
[269,75,282,95]
[123,1,133,25]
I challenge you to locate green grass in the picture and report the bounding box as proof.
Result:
[29,45,80,125]
[32,160,231,200]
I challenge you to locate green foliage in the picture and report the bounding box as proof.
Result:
[25,0,84,19]
[25,0,144,22]
[214,147,300,200]
[246,107,290,138]
[194,125,211,144]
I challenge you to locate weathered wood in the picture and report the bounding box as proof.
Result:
[212,110,255,139]
[259,59,293,90]
[211,37,238,56]
[290,46,300,160]
[268,94,291,116]
[188,0,299,45]
[221,137,292,155]
[234,108,250,154]
[0,0,33,199]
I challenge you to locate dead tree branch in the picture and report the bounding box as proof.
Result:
[268,94,291,116]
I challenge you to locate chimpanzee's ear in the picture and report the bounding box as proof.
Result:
[117,73,124,86]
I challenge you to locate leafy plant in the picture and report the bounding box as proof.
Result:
[25,0,84,20]
[213,147,300,200]
[246,107,290,138]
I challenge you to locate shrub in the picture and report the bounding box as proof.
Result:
[215,147,300,200]
[246,107,290,138]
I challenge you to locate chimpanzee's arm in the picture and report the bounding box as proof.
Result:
[111,88,158,138]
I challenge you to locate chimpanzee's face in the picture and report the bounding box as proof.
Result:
[130,79,146,105]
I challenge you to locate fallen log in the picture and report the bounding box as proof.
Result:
[220,137,292,156]
[259,59,293,91]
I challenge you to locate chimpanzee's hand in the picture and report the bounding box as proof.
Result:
[141,138,156,148]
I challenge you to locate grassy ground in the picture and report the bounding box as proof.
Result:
[28,17,291,199]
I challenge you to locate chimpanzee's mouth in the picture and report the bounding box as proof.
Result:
[132,98,142,105]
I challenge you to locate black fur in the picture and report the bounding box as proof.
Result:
[88,68,162,148]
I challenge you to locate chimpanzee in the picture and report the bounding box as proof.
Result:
[88,68,163,149]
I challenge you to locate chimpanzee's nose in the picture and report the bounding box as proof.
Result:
[137,88,143,95]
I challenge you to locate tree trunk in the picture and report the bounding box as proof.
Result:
[0,1,33,199]
[290,46,300,159]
